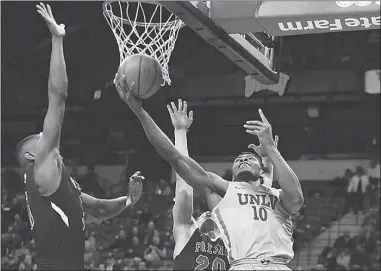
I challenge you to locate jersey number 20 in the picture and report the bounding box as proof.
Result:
[195,255,226,270]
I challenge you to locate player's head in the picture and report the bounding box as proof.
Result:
[197,211,220,239]
[15,133,43,169]
[232,151,264,183]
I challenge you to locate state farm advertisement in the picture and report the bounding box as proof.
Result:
[256,1,380,36]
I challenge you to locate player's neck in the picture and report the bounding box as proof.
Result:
[202,231,219,242]
[247,179,261,187]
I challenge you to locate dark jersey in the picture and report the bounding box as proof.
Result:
[174,228,230,271]
[24,163,85,270]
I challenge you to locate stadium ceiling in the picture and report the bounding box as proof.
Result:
[2,1,379,112]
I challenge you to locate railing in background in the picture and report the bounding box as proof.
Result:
[291,198,380,270]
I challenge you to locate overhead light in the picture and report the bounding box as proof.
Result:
[307,106,319,118]
[365,70,380,94]
[93,90,102,99]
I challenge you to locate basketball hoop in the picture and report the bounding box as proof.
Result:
[102,1,184,85]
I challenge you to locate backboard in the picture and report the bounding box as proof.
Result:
[162,1,380,87]
[162,1,279,85]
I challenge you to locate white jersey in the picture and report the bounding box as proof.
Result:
[212,182,294,264]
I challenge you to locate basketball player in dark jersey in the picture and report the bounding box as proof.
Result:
[15,4,144,270]
[167,100,229,270]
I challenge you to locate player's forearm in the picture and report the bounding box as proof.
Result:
[135,109,180,163]
[134,109,210,190]
[266,147,304,202]
[175,129,189,156]
[90,196,129,220]
[174,129,193,191]
[174,129,194,214]
[262,157,274,187]
[48,37,68,98]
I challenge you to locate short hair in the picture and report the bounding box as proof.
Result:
[15,134,39,159]
[236,151,264,169]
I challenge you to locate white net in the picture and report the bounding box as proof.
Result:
[102,1,183,85]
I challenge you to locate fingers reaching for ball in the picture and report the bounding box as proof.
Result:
[113,73,143,112]
[113,73,136,93]
[113,73,123,93]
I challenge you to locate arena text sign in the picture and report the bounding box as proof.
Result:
[277,1,380,33]
[336,1,380,8]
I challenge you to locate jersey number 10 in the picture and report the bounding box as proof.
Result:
[252,206,268,221]
[195,255,226,270]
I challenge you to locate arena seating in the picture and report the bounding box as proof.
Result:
[2,167,379,270]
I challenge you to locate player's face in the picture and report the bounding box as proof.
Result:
[21,133,43,162]
[232,153,262,182]
[198,212,219,236]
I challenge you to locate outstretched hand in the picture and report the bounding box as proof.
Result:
[167,99,194,131]
[113,73,142,113]
[248,135,279,157]
[126,171,144,206]
[244,109,277,155]
[36,3,65,37]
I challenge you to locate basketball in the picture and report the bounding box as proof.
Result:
[118,54,163,99]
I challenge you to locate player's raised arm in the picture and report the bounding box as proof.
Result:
[244,109,304,214]
[114,74,228,197]
[34,3,68,195]
[168,100,194,233]
[248,135,279,187]
[80,171,144,220]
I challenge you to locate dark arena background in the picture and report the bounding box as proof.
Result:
[1,1,380,270]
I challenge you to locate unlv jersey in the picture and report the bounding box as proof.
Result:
[24,163,85,270]
[174,228,230,270]
[212,182,294,264]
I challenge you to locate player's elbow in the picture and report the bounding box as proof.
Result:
[291,194,304,214]
[168,152,188,175]
[297,194,304,207]
[168,149,183,164]
[175,189,193,205]
[49,72,68,88]
[48,84,68,100]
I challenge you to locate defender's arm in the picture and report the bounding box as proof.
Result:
[34,4,68,196]
[135,109,228,197]
[81,170,143,219]
[81,193,131,220]
[172,129,194,229]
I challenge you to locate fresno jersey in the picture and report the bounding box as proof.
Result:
[212,182,294,264]
[24,163,85,270]
[174,228,230,270]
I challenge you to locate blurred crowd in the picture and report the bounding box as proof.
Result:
[339,158,380,215]
[313,206,380,271]
[1,158,380,270]
[310,159,381,271]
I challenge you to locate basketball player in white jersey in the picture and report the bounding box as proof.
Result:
[114,74,304,270]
